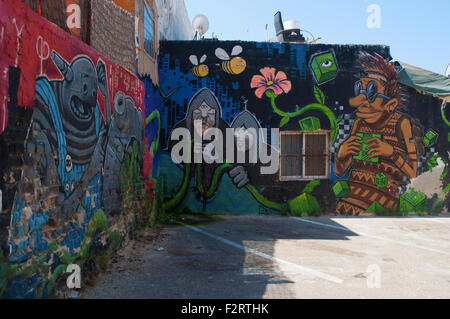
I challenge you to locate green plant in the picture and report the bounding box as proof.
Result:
[0,250,7,297]
[157,210,178,224]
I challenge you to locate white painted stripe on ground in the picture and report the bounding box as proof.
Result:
[391,229,450,247]
[413,218,446,224]
[291,217,351,232]
[291,217,450,257]
[187,225,344,284]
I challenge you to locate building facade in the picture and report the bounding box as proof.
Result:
[0,0,448,299]
[156,40,449,216]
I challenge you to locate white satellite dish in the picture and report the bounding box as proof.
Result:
[192,14,209,40]
[445,64,450,77]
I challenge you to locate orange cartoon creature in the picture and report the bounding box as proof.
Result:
[335,52,421,216]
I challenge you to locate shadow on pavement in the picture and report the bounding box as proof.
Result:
[82,215,359,299]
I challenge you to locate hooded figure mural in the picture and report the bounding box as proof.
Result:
[166,88,257,211]
[7,51,143,263]
[185,87,226,137]
[164,88,287,214]
[230,109,261,188]
[229,109,288,209]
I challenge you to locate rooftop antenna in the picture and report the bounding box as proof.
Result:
[192,14,209,40]
[445,64,450,77]
[265,24,269,42]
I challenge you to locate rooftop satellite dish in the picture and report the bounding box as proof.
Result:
[446,64,450,77]
[192,14,209,40]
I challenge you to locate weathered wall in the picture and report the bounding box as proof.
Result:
[90,0,136,73]
[157,40,449,216]
[0,0,157,298]
[112,0,135,12]
[155,0,193,41]
[24,0,91,43]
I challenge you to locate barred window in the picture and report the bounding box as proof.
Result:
[143,1,155,58]
[280,131,331,181]
[137,0,159,83]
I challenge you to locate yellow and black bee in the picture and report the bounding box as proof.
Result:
[215,45,247,75]
[189,54,209,78]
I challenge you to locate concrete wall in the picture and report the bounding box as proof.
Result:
[157,40,449,216]
[0,0,158,298]
[155,0,193,41]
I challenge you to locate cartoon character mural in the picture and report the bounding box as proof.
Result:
[215,45,247,75]
[158,40,447,217]
[334,52,420,215]
[309,50,339,85]
[158,43,343,215]
[189,54,209,78]
[231,105,262,178]
[163,88,263,213]
[7,52,109,261]
[162,85,323,215]
[165,88,239,211]
[0,1,147,297]
[8,51,144,262]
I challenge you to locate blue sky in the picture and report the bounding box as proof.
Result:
[185,0,449,75]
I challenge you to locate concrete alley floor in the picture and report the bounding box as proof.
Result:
[82,215,450,299]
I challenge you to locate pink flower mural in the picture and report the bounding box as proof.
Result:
[251,67,292,98]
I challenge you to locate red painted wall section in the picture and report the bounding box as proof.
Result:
[0,0,145,133]
[0,0,154,298]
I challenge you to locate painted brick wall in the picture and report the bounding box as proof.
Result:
[23,0,91,43]
[0,0,157,298]
[156,40,449,216]
[112,0,135,12]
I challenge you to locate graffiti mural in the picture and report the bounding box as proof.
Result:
[157,42,351,215]
[334,52,419,215]
[189,54,209,78]
[0,1,148,298]
[157,40,448,217]
[215,45,247,75]
[164,87,237,212]
[1,0,447,298]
